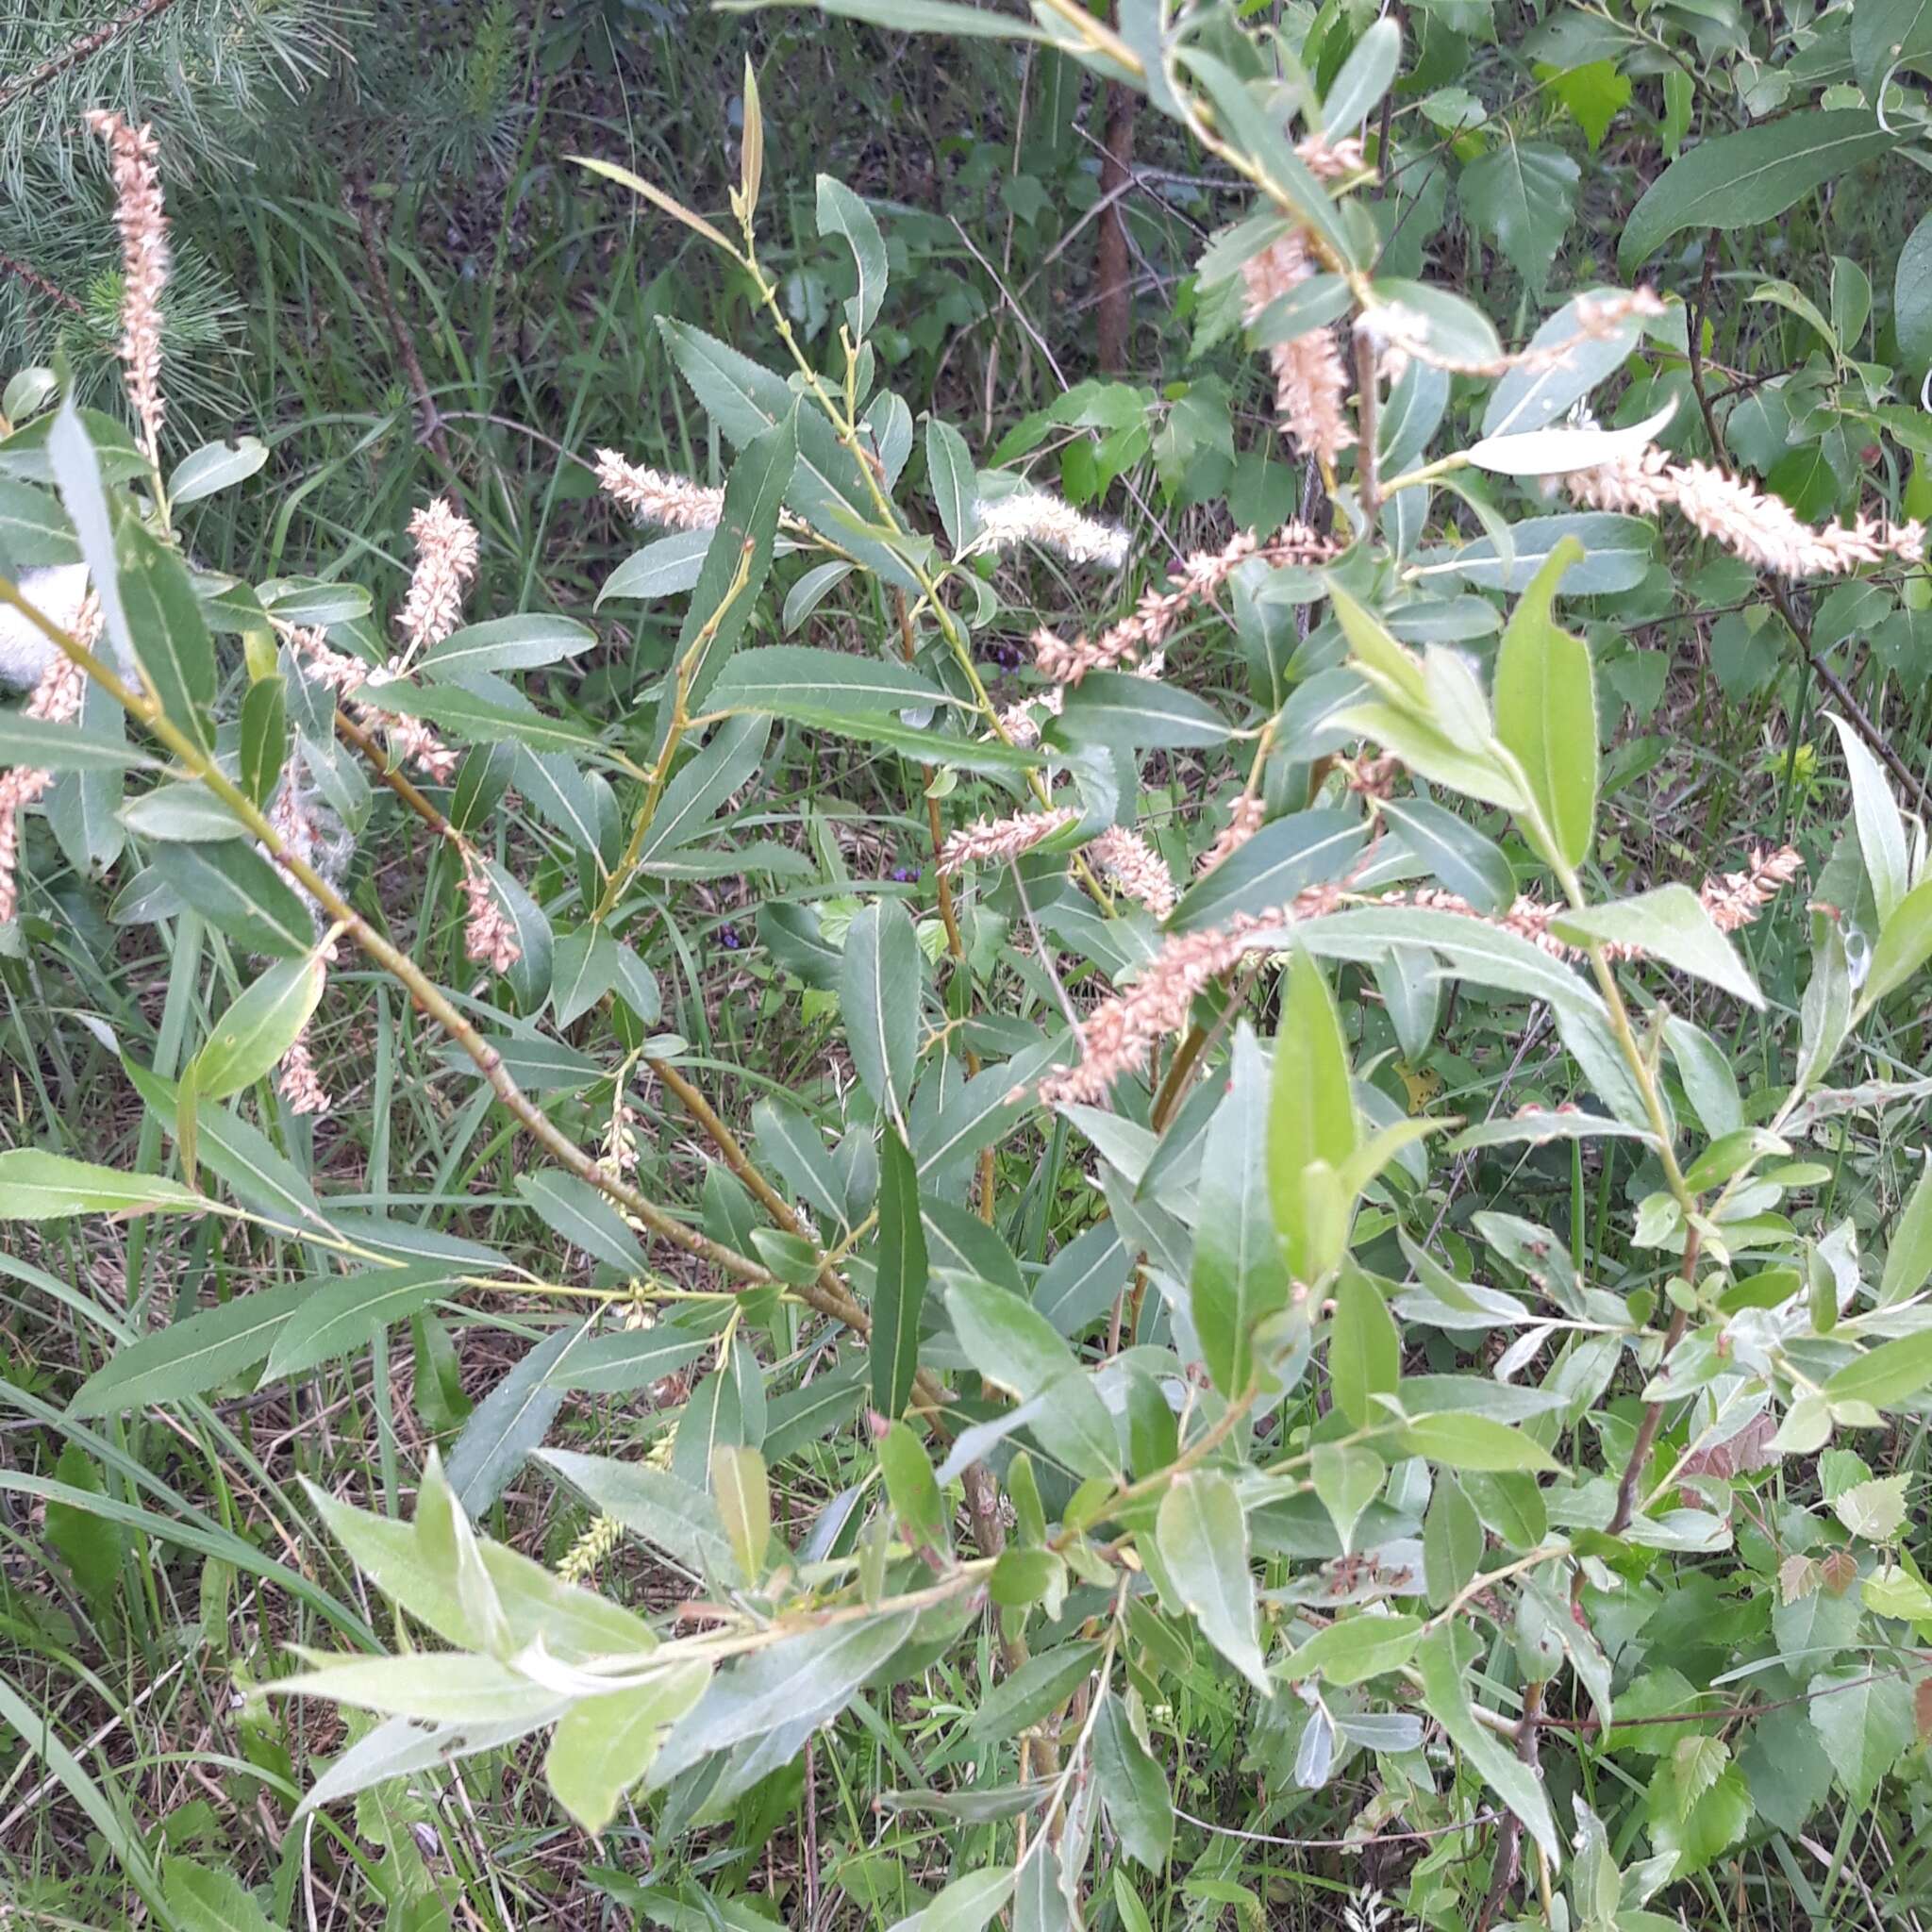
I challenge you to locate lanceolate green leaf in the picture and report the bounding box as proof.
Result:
[1190,1025,1290,1398]
[872,1126,928,1420]
[66,1281,308,1417]
[1416,1628,1561,1858]
[1154,1471,1270,1694]
[545,1664,713,1834]
[657,405,797,756]
[1327,1263,1400,1428]
[0,1150,207,1222]
[816,175,888,338]
[1491,535,1596,870]
[1268,949,1357,1281]
[704,646,956,720]
[117,521,219,753]
[264,1264,470,1380]
[1824,1328,1932,1408]
[190,956,326,1100]
[150,840,322,959]
[839,901,922,1125]
[1620,112,1900,272]
[659,318,919,591]
[1553,886,1762,1008]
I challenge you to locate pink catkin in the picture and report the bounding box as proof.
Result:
[594,450,725,532]
[86,110,168,462]
[1033,524,1335,687]
[1031,841,1804,1108]
[460,857,522,974]
[277,1026,331,1116]
[1567,448,1923,578]
[1238,231,1355,469]
[1196,795,1265,877]
[0,637,90,924]
[937,808,1078,876]
[1089,825,1175,921]
[396,500,481,655]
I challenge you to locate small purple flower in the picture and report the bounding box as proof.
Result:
[890,865,919,884]
[717,924,743,950]
[979,638,1024,672]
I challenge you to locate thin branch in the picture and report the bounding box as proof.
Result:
[0,0,186,118]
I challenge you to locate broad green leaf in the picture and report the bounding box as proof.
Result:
[1854,0,1932,96]
[652,406,796,753]
[1459,142,1578,291]
[888,1867,1018,1932]
[1424,1473,1483,1607]
[1824,1329,1932,1408]
[1155,1470,1269,1693]
[1403,1411,1562,1472]
[646,1610,916,1790]
[1879,1150,1932,1306]
[550,924,622,1030]
[0,475,76,561]
[839,901,923,1124]
[1620,112,1900,271]
[872,1127,928,1420]
[1416,1628,1560,1858]
[544,1662,712,1833]
[925,417,975,552]
[1169,808,1363,932]
[659,318,919,591]
[447,1323,585,1515]
[599,528,712,605]
[162,1857,280,1932]
[1310,1441,1385,1553]
[1863,874,1932,1005]
[542,1328,712,1395]
[536,1448,737,1576]
[168,435,269,508]
[1808,1668,1917,1804]
[636,715,771,862]
[816,175,887,337]
[66,1281,308,1417]
[966,1642,1101,1740]
[1268,949,1357,1282]
[1283,1610,1423,1686]
[1412,513,1652,595]
[0,712,148,771]
[712,1444,771,1581]
[272,1653,566,1726]
[516,1170,646,1274]
[420,613,597,679]
[1492,535,1595,869]
[118,521,218,753]
[1833,1472,1907,1540]
[1378,795,1514,913]
[1896,209,1932,375]
[1190,1026,1291,1398]
[1053,670,1230,750]
[0,1150,206,1222]
[1093,1697,1174,1871]
[151,841,317,958]
[752,705,1045,774]
[1553,885,1761,1008]
[705,646,955,720]
[1326,1264,1399,1428]
[1483,286,1657,437]
[1828,713,1908,923]
[191,957,325,1100]
[943,1275,1118,1478]
[263,1264,465,1379]
[1320,17,1400,136]
[879,1419,948,1549]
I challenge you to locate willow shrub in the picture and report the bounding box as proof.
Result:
[7,8,1932,1929]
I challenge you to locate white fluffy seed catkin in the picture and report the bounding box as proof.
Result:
[972,491,1128,569]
